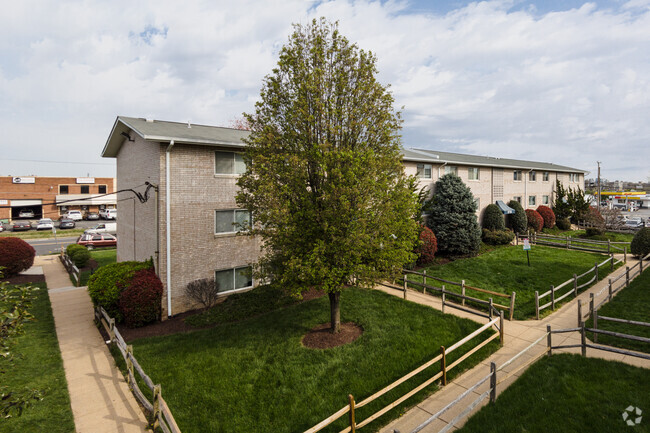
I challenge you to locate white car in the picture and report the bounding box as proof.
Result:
[36,218,54,230]
[63,210,83,221]
[100,209,117,220]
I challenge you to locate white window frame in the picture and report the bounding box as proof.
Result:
[444,165,458,176]
[513,170,522,181]
[215,266,254,295]
[529,171,536,182]
[542,172,549,182]
[215,209,251,235]
[416,163,432,179]
[542,195,550,205]
[514,196,522,204]
[529,195,536,206]
[468,167,480,181]
[215,151,246,175]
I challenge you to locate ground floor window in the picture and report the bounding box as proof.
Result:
[542,195,550,205]
[529,195,536,206]
[513,196,522,204]
[215,266,253,293]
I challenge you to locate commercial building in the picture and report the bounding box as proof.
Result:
[0,176,116,222]
[102,116,586,317]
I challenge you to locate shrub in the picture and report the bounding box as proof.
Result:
[482,204,505,231]
[631,227,650,257]
[585,226,605,237]
[415,225,438,266]
[427,174,481,256]
[0,237,35,277]
[536,205,556,229]
[66,244,86,257]
[186,278,220,309]
[87,260,153,321]
[507,200,527,234]
[525,209,544,232]
[556,217,572,230]
[584,206,605,230]
[71,248,91,268]
[118,268,163,327]
[482,229,515,245]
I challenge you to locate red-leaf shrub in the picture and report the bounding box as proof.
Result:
[118,269,163,328]
[525,209,544,232]
[0,237,36,277]
[536,205,556,229]
[416,225,437,266]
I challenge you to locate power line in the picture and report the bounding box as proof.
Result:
[0,157,114,165]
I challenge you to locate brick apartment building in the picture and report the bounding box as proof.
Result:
[102,116,586,318]
[0,176,116,222]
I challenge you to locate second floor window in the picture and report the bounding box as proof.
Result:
[215,151,246,175]
[444,165,458,176]
[416,163,432,179]
[98,185,107,194]
[468,167,480,181]
[80,185,89,194]
[59,185,69,194]
[513,170,522,181]
[215,209,251,234]
[543,172,549,181]
[529,171,536,181]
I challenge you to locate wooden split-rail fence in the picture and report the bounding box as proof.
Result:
[95,306,182,433]
[303,315,504,433]
[60,250,81,287]
[517,231,630,256]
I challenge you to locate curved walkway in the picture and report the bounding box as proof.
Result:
[378,255,649,433]
[35,255,148,433]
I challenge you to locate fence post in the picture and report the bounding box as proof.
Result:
[594,262,599,281]
[580,322,586,357]
[624,246,627,263]
[441,287,446,314]
[573,274,578,297]
[608,279,613,300]
[589,293,594,320]
[607,239,611,254]
[626,267,630,287]
[535,291,540,320]
[592,305,598,344]
[489,298,493,320]
[423,270,427,295]
[153,385,161,430]
[577,300,582,327]
[461,280,466,306]
[440,346,447,386]
[566,235,569,249]
[641,257,644,274]
[509,292,516,321]
[499,311,504,346]
[348,394,356,433]
[403,274,407,300]
[126,345,134,387]
[550,286,555,310]
[490,362,497,403]
[547,325,552,356]
[108,317,115,343]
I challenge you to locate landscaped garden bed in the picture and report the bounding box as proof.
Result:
[412,245,621,319]
[127,286,500,432]
[457,354,650,432]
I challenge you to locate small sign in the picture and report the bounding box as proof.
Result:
[76,177,95,184]
[0,199,7,205]
[523,239,531,251]
[12,177,35,184]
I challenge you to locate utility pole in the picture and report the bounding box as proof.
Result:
[597,161,601,208]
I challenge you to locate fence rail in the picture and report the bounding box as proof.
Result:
[518,231,630,255]
[59,249,81,287]
[401,270,516,321]
[303,316,503,433]
[95,306,181,433]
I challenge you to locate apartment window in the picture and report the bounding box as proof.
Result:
[98,185,107,194]
[569,173,579,182]
[543,172,549,182]
[529,171,536,182]
[215,209,251,234]
[543,195,550,205]
[473,197,480,209]
[416,163,432,179]
[215,266,253,293]
[513,170,522,181]
[444,165,458,176]
[514,196,522,204]
[468,167,480,181]
[529,195,536,206]
[59,185,69,194]
[215,151,246,175]
[80,185,89,194]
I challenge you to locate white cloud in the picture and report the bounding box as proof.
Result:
[0,0,649,181]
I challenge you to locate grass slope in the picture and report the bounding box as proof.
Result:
[0,284,75,433]
[0,229,85,240]
[417,245,618,319]
[78,248,117,286]
[458,354,650,433]
[131,287,499,433]
[587,268,650,354]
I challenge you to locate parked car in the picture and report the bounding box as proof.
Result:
[12,221,32,231]
[59,218,76,229]
[0,222,4,232]
[36,218,54,230]
[100,209,117,220]
[76,233,117,250]
[84,211,100,220]
[624,219,643,229]
[63,210,83,221]
[18,208,35,218]
[84,222,117,235]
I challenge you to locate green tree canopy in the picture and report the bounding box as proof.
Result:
[482,203,505,231]
[507,200,527,234]
[237,19,419,333]
[427,174,481,256]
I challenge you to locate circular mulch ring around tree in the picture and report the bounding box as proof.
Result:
[302,322,363,349]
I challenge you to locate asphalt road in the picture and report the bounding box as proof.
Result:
[28,236,78,256]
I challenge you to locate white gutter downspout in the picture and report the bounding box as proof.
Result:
[165,141,175,318]
[438,161,448,179]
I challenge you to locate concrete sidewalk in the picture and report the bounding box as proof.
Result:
[35,255,148,433]
[378,256,650,433]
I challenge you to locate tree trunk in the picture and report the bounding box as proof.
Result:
[329,291,341,334]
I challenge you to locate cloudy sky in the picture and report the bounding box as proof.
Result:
[1,0,649,182]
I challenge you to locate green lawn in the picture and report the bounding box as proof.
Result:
[78,248,117,286]
[458,354,650,433]
[0,284,75,433]
[542,227,635,243]
[415,245,619,319]
[130,287,499,433]
[0,228,85,239]
[587,268,650,354]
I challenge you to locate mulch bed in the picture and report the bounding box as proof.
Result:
[301,322,364,349]
[2,274,46,285]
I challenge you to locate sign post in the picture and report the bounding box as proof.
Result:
[523,238,531,267]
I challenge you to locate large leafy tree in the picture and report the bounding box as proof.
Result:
[427,174,481,256]
[237,19,419,333]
